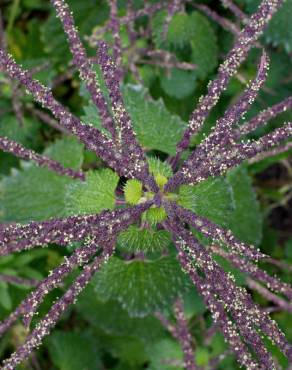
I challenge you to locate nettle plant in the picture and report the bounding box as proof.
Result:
[0,0,292,369]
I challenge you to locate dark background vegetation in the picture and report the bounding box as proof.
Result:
[0,0,291,369]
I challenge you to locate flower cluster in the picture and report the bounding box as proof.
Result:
[0,0,291,369]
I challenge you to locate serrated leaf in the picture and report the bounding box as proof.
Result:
[167,12,194,48]
[82,84,186,155]
[148,157,173,178]
[122,85,187,155]
[152,11,218,79]
[65,169,118,215]
[226,166,262,245]
[178,177,234,227]
[117,225,171,252]
[93,256,189,317]
[124,179,143,205]
[47,331,102,370]
[160,68,197,99]
[189,12,218,78]
[0,137,83,222]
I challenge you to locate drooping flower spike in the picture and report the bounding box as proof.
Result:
[237,95,292,137]
[163,201,263,260]
[50,0,115,137]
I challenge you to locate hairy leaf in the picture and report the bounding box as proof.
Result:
[178,177,234,227]
[0,138,83,222]
[117,225,171,252]
[65,169,118,215]
[93,256,189,317]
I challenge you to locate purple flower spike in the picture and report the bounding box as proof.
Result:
[0,0,291,368]
[169,0,284,166]
[176,248,259,369]
[96,41,159,191]
[173,299,197,370]
[51,0,116,137]
[165,216,292,367]
[0,202,152,256]
[108,0,122,69]
[164,201,264,260]
[156,300,197,370]
[238,96,292,137]
[2,241,115,370]
[0,49,123,172]
[249,141,292,163]
[166,121,291,190]
[0,136,85,180]
[213,247,292,300]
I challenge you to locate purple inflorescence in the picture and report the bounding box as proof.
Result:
[0,0,291,368]
[0,136,85,180]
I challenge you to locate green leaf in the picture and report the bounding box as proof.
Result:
[226,166,262,245]
[93,256,189,317]
[0,137,83,222]
[0,282,12,310]
[105,335,148,367]
[124,179,143,205]
[243,0,292,53]
[65,169,118,215]
[0,114,41,147]
[47,331,102,370]
[160,68,197,99]
[123,84,187,155]
[82,84,187,155]
[178,177,234,227]
[151,10,168,49]
[77,289,165,343]
[147,339,184,370]
[195,347,210,366]
[148,157,173,178]
[167,12,194,48]
[117,225,171,252]
[41,0,109,65]
[189,12,218,79]
[265,0,292,53]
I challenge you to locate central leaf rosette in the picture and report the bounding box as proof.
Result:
[124,158,177,224]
